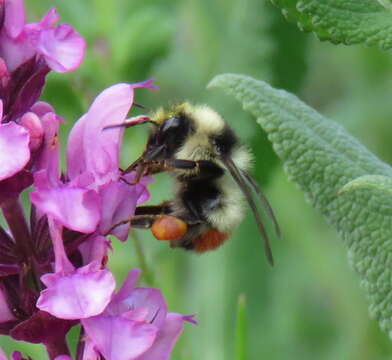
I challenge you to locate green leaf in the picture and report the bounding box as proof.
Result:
[235,294,248,360]
[339,175,392,196]
[208,73,392,337]
[268,0,309,93]
[271,0,392,50]
[271,0,328,38]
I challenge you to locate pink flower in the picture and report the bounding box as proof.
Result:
[31,81,157,343]
[0,120,29,181]
[0,1,85,73]
[37,261,116,319]
[40,268,196,360]
[31,81,155,238]
[0,77,163,358]
[0,0,85,125]
[0,101,60,203]
[0,0,86,198]
[0,3,196,358]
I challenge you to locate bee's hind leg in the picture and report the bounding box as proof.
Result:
[107,202,190,241]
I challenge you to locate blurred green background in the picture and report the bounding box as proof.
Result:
[2,0,392,359]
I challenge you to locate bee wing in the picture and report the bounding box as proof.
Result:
[239,169,281,238]
[222,156,275,266]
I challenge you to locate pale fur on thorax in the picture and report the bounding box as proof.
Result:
[190,105,225,134]
[175,105,225,161]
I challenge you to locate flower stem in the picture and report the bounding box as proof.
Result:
[1,197,33,260]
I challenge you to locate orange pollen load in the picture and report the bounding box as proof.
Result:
[151,215,188,241]
[194,229,229,253]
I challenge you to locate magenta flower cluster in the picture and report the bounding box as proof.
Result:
[0,1,194,359]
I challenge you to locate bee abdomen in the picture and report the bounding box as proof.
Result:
[193,229,229,252]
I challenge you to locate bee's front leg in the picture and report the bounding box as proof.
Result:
[137,159,224,179]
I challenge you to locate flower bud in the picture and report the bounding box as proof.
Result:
[19,112,44,151]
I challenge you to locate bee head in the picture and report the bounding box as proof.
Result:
[146,103,239,161]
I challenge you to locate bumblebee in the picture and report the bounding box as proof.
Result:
[109,103,280,265]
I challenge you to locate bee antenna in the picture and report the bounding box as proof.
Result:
[133,102,152,111]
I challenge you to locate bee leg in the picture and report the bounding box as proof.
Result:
[132,164,147,184]
[135,202,173,215]
[119,163,147,185]
[107,201,176,231]
[163,159,198,170]
[139,159,223,175]
[123,159,195,182]
[122,159,224,184]
[163,159,225,180]
[109,214,189,241]
[107,214,160,233]
[129,215,158,229]
[122,156,144,174]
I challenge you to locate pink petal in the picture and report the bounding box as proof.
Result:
[11,353,22,360]
[67,84,132,183]
[108,269,167,327]
[132,78,159,91]
[113,268,140,302]
[48,217,74,274]
[0,347,6,360]
[66,114,87,180]
[123,173,153,205]
[54,356,72,360]
[0,122,30,180]
[19,111,44,150]
[32,112,60,184]
[98,179,150,241]
[78,234,109,265]
[37,24,85,72]
[82,339,100,360]
[82,315,157,360]
[67,81,157,184]
[39,8,59,28]
[0,29,36,72]
[30,185,101,233]
[4,0,25,38]
[37,262,115,319]
[108,288,167,329]
[0,60,9,89]
[30,101,55,117]
[138,313,193,360]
